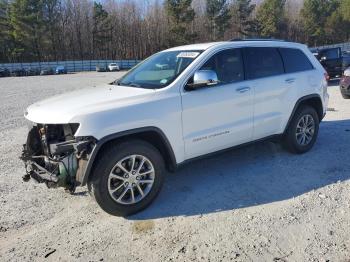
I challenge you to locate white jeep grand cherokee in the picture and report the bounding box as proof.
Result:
[21,40,329,216]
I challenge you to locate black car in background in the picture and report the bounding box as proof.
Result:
[55,65,67,74]
[0,68,10,77]
[26,68,41,76]
[12,68,27,77]
[312,47,350,78]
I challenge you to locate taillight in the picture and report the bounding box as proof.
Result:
[324,72,330,81]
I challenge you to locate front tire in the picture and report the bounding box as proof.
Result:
[88,140,165,216]
[283,106,319,154]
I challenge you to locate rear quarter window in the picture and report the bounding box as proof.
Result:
[279,48,314,73]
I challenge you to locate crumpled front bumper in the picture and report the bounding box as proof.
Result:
[20,125,95,191]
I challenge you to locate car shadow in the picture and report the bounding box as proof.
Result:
[130,119,350,220]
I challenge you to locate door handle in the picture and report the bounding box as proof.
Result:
[236,86,250,93]
[285,78,295,84]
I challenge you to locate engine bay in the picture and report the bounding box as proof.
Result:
[20,123,94,193]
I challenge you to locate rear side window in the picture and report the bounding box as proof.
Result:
[279,48,314,73]
[244,47,284,79]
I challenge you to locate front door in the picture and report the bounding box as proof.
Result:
[181,48,254,159]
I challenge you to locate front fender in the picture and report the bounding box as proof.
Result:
[77,126,177,186]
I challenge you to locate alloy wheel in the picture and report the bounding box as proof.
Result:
[295,114,315,146]
[107,154,155,205]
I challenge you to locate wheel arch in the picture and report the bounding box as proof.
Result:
[284,94,324,134]
[79,127,177,186]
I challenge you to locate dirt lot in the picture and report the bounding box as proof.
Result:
[0,72,349,261]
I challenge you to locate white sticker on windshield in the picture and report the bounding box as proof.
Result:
[177,52,200,58]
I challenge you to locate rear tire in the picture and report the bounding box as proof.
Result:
[88,140,165,216]
[283,105,319,154]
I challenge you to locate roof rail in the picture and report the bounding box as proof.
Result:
[230,38,286,42]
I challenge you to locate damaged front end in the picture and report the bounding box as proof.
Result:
[20,123,95,193]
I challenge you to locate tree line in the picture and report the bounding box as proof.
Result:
[0,0,350,63]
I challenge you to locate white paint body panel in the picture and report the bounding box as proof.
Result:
[181,81,254,159]
[25,41,328,165]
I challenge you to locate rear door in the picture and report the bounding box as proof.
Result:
[244,47,291,139]
[279,47,317,97]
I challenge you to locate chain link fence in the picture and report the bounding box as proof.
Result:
[2,42,350,74]
[0,59,141,73]
[315,42,350,52]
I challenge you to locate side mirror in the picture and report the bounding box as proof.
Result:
[186,70,219,90]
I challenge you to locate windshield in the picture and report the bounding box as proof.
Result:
[116,50,202,89]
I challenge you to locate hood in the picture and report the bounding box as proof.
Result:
[25,84,156,124]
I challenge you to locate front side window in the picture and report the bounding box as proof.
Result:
[244,47,284,79]
[199,48,244,84]
[279,48,314,73]
[117,50,202,89]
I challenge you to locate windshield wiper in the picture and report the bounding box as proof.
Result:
[121,82,141,87]
[129,83,141,87]
[110,79,121,85]
[114,81,154,89]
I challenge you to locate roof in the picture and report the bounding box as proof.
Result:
[230,38,285,42]
[164,40,305,52]
[165,42,226,51]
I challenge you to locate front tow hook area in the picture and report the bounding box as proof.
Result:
[22,173,31,182]
[22,170,44,183]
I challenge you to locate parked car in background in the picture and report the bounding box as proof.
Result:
[0,68,10,77]
[108,63,120,71]
[40,68,54,75]
[12,68,27,77]
[340,67,350,99]
[55,66,67,74]
[314,47,350,78]
[96,64,108,72]
[26,68,40,76]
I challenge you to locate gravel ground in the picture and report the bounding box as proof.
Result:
[0,72,350,261]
